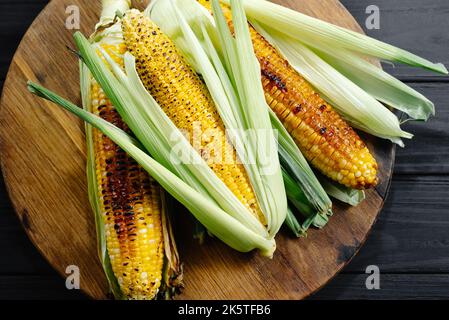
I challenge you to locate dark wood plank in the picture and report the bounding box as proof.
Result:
[311,274,449,300]
[340,0,449,81]
[344,175,449,273]
[0,275,85,300]
[395,83,449,174]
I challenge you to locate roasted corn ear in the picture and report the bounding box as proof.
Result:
[199,0,378,189]
[121,9,266,223]
[84,17,181,299]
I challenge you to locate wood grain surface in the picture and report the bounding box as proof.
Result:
[0,0,394,299]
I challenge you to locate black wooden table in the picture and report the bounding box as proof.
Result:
[0,0,448,300]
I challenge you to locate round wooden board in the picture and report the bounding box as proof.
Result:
[0,0,395,299]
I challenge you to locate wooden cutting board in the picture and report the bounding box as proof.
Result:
[0,0,394,299]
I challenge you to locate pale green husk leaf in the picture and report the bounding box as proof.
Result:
[312,44,435,121]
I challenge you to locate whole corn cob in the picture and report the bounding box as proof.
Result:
[121,9,266,224]
[91,74,165,299]
[199,0,378,189]
[84,3,181,300]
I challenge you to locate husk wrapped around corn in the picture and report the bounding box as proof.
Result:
[82,3,182,300]
[121,9,266,223]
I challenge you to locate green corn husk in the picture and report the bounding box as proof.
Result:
[318,175,365,206]
[284,208,305,238]
[282,169,328,229]
[156,0,287,236]
[311,44,435,121]
[147,0,331,223]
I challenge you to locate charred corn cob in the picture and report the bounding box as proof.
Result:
[121,9,266,223]
[199,0,378,189]
[84,10,181,299]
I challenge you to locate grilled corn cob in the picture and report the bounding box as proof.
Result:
[91,78,165,300]
[199,0,378,189]
[84,11,181,299]
[121,9,266,223]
